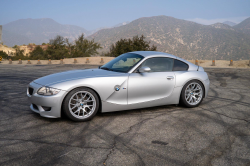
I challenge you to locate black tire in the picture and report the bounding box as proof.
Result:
[62,87,100,122]
[180,80,204,108]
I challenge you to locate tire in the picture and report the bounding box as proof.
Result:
[180,80,204,108]
[62,87,100,122]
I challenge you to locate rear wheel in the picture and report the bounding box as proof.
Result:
[180,80,204,108]
[62,87,99,122]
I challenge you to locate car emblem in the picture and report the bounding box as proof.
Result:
[114,85,120,91]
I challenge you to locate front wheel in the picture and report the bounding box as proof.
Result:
[180,80,204,108]
[62,87,99,122]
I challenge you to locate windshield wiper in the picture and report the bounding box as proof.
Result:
[100,67,113,71]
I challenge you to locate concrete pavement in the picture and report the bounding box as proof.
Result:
[0,64,250,165]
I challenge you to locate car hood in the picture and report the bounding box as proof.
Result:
[33,68,124,86]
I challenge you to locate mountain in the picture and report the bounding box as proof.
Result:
[89,27,110,36]
[2,18,89,46]
[2,29,33,46]
[234,17,250,35]
[113,21,130,28]
[222,21,237,26]
[210,23,235,30]
[88,21,130,35]
[88,15,250,60]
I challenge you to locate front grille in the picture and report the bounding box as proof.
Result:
[28,87,34,95]
[32,104,38,110]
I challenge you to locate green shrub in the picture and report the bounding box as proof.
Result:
[105,35,157,57]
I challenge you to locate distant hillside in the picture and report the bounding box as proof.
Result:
[88,21,130,35]
[2,18,89,46]
[222,21,237,26]
[2,29,32,46]
[113,21,130,27]
[210,23,235,30]
[88,16,250,60]
[234,17,250,35]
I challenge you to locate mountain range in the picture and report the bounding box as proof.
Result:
[234,17,250,35]
[88,16,250,60]
[1,18,129,46]
[2,18,88,46]
[2,16,250,60]
[222,21,237,26]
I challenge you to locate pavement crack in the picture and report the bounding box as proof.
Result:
[200,107,250,123]
[58,150,73,158]
[103,113,165,165]
[0,137,110,150]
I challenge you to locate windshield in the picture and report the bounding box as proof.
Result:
[100,53,144,73]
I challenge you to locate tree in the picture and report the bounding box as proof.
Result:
[105,35,157,57]
[0,51,8,59]
[65,38,75,57]
[11,47,28,60]
[29,46,47,60]
[73,34,102,57]
[46,35,69,60]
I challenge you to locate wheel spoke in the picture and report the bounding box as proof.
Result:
[188,96,192,103]
[84,100,94,102]
[74,108,80,114]
[82,93,87,100]
[193,87,200,91]
[85,96,91,101]
[83,107,87,114]
[85,105,93,109]
[71,105,77,109]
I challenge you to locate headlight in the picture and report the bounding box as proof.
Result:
[37,87,61,96]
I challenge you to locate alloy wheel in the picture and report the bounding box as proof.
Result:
[68,91,96,119]
[185,82,203,105]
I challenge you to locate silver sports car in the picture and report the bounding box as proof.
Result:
[27,51,210,121]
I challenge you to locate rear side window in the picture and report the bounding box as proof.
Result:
[173,60,189,71]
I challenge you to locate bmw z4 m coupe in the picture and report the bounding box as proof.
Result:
[27,51,210,121]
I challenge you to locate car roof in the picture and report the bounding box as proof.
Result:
[131,51,177,59]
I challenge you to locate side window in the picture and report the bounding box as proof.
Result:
[140,57,174,72]
[173,60,189,71]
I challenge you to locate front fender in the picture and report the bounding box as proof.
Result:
[50,75,129,104]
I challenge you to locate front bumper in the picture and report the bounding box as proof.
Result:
[27,82,67,118]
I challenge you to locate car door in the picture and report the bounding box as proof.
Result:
[128,57,176,104]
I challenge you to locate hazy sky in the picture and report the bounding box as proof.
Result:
[0,0,249,30]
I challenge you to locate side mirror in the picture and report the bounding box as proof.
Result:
[139,66,151,73]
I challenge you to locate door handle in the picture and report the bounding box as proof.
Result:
[167,76,174,80]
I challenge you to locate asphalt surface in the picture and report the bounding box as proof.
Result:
[0,64,250,166]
